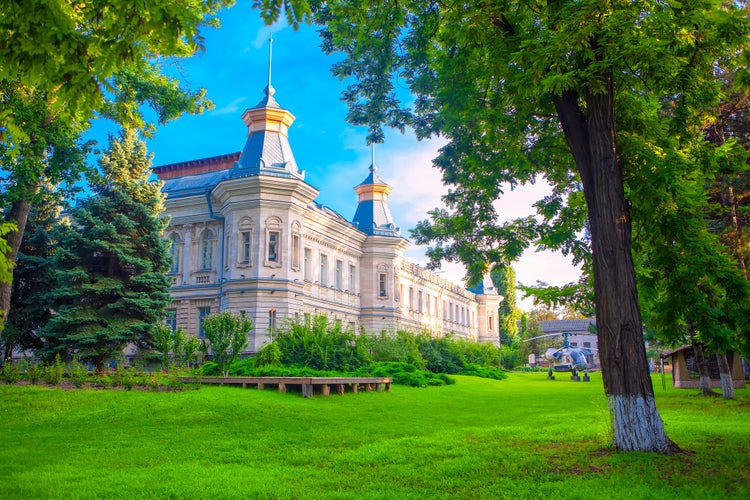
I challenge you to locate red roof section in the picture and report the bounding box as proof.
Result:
[152,152,241,180]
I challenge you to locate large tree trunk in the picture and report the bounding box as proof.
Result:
[0,198,33,362]
[690,338,717,397]
[554,77,676,453]
[716,351,736,400]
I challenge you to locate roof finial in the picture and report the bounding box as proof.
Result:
[370,143,377,173]
[264,37,275,98]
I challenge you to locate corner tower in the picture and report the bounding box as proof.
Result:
[352,150,399,236]
[232,38,304,180]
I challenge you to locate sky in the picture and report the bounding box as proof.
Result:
[95,2,582,311]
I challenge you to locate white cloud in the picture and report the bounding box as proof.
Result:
[251,20,289,49]
[211,97,248,116]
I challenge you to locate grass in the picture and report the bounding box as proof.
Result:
[1,372,748,499]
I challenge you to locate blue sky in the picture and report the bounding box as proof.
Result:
[96,2,581,310]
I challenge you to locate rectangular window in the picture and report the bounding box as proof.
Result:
[269,309,277,331]
[348,264,356,293]
[268,231,279,262]
[241,231,251,264]
[165,309,177,332]
[335,260,343,290]
[320,254,328,286]
[198,307,211,338]
[303,248,311,280]
[443,300,447,320]
[418,291,423,313]
[409,287,414,309]
[292,234,300,269]
[426,294,431,315]
[225,234,230,270]
[379,273,387,297]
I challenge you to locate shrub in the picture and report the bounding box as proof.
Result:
[255,342,282,367]
[23,359,43,384]
[356,361,455,387]
[360,330,425,368]
[271,315,371,371]
[1,362,20,384]
[203,311,254,377]
[459,364,508,380]
[69,358,88,388]
[42,355,65,385]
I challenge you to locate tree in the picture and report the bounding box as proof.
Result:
[1,192,63,361]
[38,131,172,371]
[259,0,749,453]
[0,1,232,139]
[631,131,750,400]
[202,311,254,377]
[490,264,520,344]
[0,1,229,338]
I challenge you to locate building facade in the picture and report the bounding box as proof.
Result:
[154,78,502,352]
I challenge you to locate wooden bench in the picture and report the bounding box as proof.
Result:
[179,376,392,398]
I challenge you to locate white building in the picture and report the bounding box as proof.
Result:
[154,71,502,352]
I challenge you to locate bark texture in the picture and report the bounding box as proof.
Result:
[0,199,32,332]
[554,76,677,453]
[691,340,717,397]
[716,352,736,400]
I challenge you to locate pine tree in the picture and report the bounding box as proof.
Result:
[38,130,171,370]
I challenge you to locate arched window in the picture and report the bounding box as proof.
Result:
[168,233,182,274]
[200,229,215,270]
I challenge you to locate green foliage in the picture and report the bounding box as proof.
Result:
[22,359,42,384]
[0,1,232,138]
[270,315,371,371]
[0,222,16,285]
[38,131,172,370]
[358,329,425,368]
[491,264,521,343]
[42,355,65,386]
[263,320,507,383]
[203,311,254,377]
[458,364,508,381]
[255,342,282,368]
[69,358,88,388]
[0,361,20,384]
[358,361,455,387]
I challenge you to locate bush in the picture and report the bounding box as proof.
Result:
[255,342,282,367]
[355,361,455,387]
[23,359,43,384]
[271,315,371,371]
[69,358,88,388]
[42,355,65,385]
[459,364,508,380]
[1,362,20,384]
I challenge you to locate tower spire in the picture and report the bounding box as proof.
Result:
[370,143,376,172]
[264,37,276,100]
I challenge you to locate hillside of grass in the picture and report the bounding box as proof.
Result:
[1,372,748,499]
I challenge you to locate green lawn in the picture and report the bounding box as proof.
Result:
[1,372,748,499]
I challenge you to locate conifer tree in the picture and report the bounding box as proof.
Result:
[38,130,172,370]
